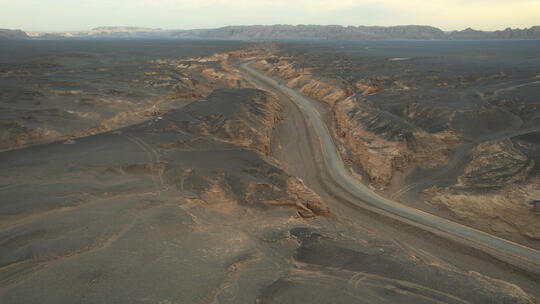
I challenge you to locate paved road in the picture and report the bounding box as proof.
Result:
[238,61,540,273]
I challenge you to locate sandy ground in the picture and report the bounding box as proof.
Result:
[0,41,538,303]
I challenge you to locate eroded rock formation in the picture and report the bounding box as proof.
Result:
[170,88,283,155]
[424,138,540,242]
[0,48,264,151]
[255,56,460,186]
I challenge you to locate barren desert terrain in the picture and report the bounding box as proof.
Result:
[1,39,539,303]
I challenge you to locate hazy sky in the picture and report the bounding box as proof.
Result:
[1,0,539,32]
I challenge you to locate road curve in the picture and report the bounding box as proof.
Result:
[238,60,540,273]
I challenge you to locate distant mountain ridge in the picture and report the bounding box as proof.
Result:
[449,26,540,40]
[26,26,171,39]
[172,25,448,40]
[0,29,30,40]
[12,25,540,40]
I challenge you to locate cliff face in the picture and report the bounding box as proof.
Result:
[255,56,459,186]
[146,82,329,217]
[0,29,29,40]
[333,97,410,185]
[172,88,284,155]
[254,43,540,245]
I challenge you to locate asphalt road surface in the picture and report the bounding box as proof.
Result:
[238,60,540,273]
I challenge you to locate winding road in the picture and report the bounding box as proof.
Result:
[237,60,540,273]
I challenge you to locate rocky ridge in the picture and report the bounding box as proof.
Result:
[424,137,540,242]
[174,25,448,40]
[26,25,540,40]
[449,26,540,40]
[145,85,329,218]
[169,88,283,155]
[0,29,29,40]
[251,45,540,245]
[0,48,263,151]
[0,44,330,219]
[254,56,460,186]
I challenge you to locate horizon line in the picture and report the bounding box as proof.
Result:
[14,24,540,34]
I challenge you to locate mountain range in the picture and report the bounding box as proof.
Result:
[3,25,540,41]
[0,29,30,40]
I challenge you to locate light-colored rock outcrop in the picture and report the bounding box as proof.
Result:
[458,139,534,188]
[156,86,330,217]
[333,96,409,184]
[423,139,539,241]
[423,177,540,241]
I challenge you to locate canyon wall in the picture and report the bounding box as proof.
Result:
[255,56,459,186]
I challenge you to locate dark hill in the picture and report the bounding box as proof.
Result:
[173,24,447,40]
[0,29,29,40]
